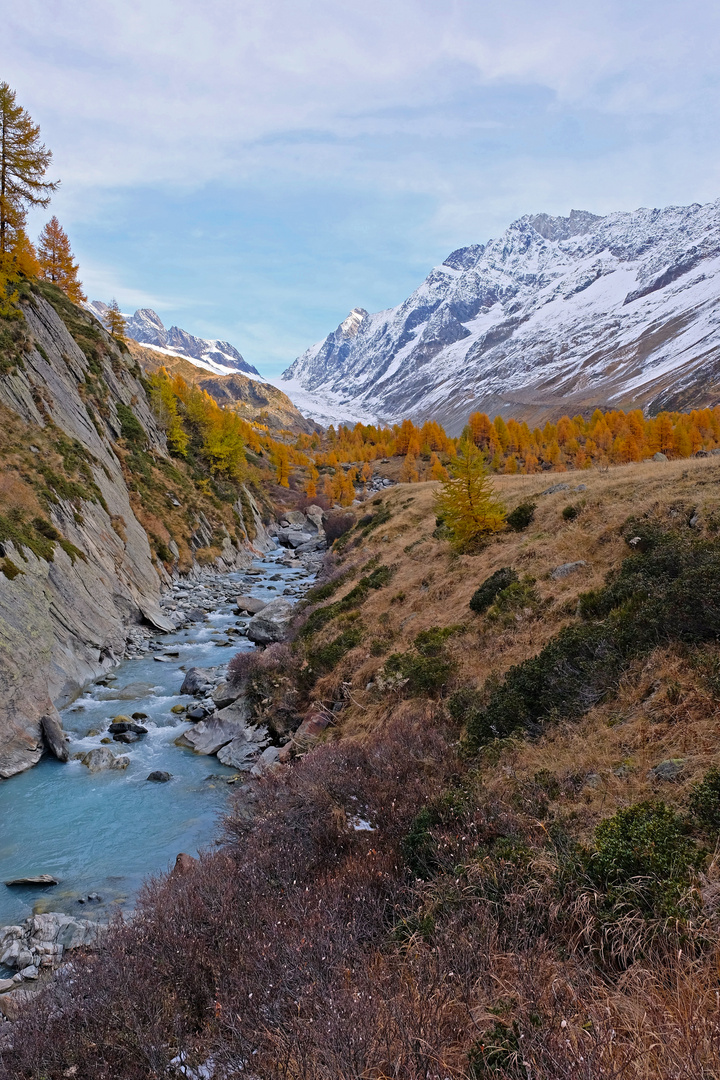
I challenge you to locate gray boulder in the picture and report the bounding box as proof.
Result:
[177,700,252,756]
[40,714,69,763]
[280,511,308,528]
[286,531,314,549]
[81,747,130,772]
[235,595,267,615]
[305,505,325,532]
[653,451,668,462]
[551,560,588,580]
[247,598,295,645]
[212,681,243,709]
[649,758,686,782]
[147,770,172,782]
[180,667,214,695]
[216,724,269,769]
[250,744,282,777]
[5,874,58,887]
[295,538,325,554]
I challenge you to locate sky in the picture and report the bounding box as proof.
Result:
[4,0,720,376]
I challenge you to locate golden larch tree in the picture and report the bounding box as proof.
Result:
[434,441,506,551]
[0,83,57,258]
[104,299,127,342]
[8,228,40,278]
[37,216,86,303]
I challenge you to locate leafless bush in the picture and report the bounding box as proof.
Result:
[324,511,355,544]
[227,648,261,684]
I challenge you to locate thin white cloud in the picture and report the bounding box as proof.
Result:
[6,0,720,191]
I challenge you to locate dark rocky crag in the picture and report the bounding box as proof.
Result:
[0,283,271,779]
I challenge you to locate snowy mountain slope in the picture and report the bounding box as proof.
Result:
[281,201,720,432]
[88,303,260,379]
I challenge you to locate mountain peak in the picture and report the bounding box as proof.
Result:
[522,209,605,242]
[89,303,260,379]
[339,308,368,339]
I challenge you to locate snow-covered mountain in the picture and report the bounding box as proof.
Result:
[281,200,720,432]
[88,303,260,379]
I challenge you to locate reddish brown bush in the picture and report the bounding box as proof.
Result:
[323,511,355,544]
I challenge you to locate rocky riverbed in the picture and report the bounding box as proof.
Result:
[0,502,331,1043]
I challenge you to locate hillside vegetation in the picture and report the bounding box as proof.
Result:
[6,456,720,1078]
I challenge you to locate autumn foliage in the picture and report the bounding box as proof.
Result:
[37,216,86,303]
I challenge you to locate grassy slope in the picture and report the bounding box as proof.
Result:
[313,459,720,814]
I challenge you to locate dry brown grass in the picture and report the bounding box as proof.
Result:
[304,454,720,843]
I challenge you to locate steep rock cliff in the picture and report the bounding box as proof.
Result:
[0,282,269,779]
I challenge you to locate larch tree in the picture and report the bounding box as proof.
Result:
[37,216,86,303]
[0,83,57,258]
[434,441,506,551]
[8,228,40,278]
[104,299,127,342]
[274,445,290,488]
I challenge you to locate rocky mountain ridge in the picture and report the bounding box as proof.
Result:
[88,302,260,378]
[0,284,271,780]
[282,199,720,432]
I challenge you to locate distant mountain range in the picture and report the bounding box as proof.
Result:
[280,199,720,433]
[88,303,260,379]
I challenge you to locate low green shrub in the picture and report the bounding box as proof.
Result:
[116,402,147,446]
[402,789,471,878]
[468,1021,523,1078]
[467,527,720,749]
[469,567,518,614]
[586,800,702,918]
[505,500,536,532]
[486,577,541,622]
[562,503,580,521]
[688,767,720,833]
[304,624,364,683]
[383,626,459,696]
[384,651,456,696]
[297,565,395,639]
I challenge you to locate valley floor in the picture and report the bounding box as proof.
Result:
[3,455,720,1077]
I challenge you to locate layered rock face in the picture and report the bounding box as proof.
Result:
[0,290,266,779]
[282,198,720,432]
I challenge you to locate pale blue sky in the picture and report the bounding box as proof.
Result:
[5,0,720,375]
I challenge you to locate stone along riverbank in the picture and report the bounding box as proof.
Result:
[0,546,318,954]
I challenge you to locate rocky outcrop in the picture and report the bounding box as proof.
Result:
[0,911,105,1001]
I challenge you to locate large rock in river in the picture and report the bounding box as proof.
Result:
[40,713,69,763]
[176,698,252,755]
[247,598,295,645]
[81,747,130,773]
[180,667,215,696]
[236,595,267,615]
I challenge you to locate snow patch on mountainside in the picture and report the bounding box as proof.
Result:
[281,199,720,432]
[269,375,382,428]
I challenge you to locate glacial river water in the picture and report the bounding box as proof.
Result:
[0,551,311,928]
